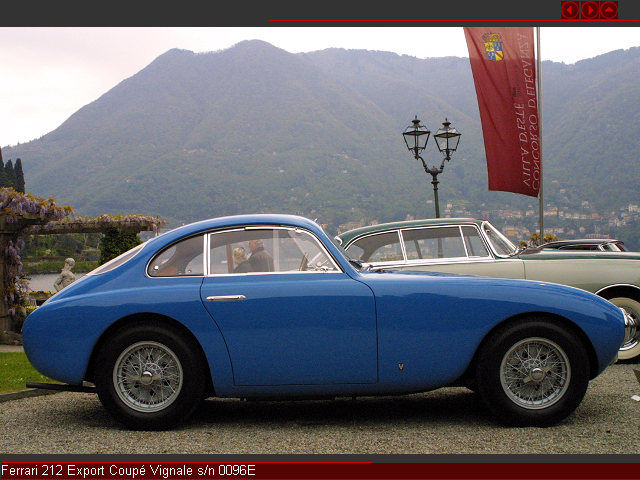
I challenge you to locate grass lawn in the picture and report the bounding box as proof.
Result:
[0,351,58,394]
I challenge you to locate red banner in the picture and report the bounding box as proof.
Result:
[2,462,640,479]
[464,27,541,197]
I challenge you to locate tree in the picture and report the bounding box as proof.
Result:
[99,228,142,264]
[0,148,8,188]
[529,232,559,246]
[4,160,17,190]
[14,158,25,193]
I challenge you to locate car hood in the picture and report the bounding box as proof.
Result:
[371,268,474,278]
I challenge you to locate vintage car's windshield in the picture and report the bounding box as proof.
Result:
[330,234,369,270]
[482,222,518,257]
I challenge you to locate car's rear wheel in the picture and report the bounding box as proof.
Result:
[476,319,589,427]
[95,322,205,430]
[604,297,640,361]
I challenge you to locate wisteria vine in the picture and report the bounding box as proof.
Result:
[38,214,167,234]
[1,188,167,327]
[0,188,74,322]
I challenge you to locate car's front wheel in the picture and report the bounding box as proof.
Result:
[95,322,205,430]
[476,319,589,427]
[604,297,640,361]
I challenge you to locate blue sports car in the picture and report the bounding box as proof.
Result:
[22,215,625,430]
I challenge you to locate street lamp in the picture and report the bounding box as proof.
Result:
[403,117,461,218]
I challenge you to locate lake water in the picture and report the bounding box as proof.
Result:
[27,273,86,292]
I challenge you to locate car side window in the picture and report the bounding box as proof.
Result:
[402,227,466,260]
[560,245,597,251]
[209,228,339,275]
[461,226,490,257]
[148,234,205,277]
[347,231,403,263]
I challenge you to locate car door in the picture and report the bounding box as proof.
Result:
[200,226,378,386]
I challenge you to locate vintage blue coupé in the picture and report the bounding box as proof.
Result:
[22,215,625,430]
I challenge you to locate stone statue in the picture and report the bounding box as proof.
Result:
[54,258,76,292]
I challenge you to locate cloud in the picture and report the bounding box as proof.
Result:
[1,27,638,146]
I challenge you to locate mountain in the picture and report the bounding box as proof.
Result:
[3,40,639,234]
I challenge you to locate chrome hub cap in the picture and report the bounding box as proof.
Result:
[500,337,570,410]
[113,341,183,413]
[530,367,545,382]
[140,371,154,385]
[620,307,639,351]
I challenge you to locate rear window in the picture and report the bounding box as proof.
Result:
[148,234,205,277]
[89,242,146,275]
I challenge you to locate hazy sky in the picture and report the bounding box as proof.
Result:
[1,26,639,148]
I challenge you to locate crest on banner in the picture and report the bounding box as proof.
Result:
[482,33,504,62]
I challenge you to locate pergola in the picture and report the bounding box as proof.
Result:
[29,215,166,236]
[0,190,166,332]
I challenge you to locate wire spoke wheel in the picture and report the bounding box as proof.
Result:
[477,319,589,427]
[113,341,184,413]
[499,337,570,410]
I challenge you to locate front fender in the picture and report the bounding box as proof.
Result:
[359,272,624,389]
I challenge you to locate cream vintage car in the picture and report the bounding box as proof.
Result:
[338,218,640,361]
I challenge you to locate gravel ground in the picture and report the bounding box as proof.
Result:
[0,363,638,455]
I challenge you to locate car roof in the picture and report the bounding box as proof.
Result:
[338,218,484,244]
[149,214,325,247]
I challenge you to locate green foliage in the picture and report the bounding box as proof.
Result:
[22,260,99,274]
[0,352,58,393]
[99,228,142,264]
[22,233,101,259]
[0,149,8,188]
[4,159,17,190]
[14,158,25,193]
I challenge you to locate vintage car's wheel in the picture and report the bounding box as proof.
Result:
[605,297,640,361]
[476,320,589,427]
[95,322,205,430]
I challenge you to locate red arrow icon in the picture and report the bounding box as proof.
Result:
[601,1,619,19]
[561,1,579,19]
[581,1,599,19]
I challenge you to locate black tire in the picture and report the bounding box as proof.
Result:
[476,319,589,427]
[94,321,205,430]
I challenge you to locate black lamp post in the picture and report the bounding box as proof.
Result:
[403,116,461,218]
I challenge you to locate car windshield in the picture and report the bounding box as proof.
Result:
[330,234,371,270]
[330,238,361,269]
[608,242,627,252]
[482,222,517,257]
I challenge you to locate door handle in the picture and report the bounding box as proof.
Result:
[206,295,246,302]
